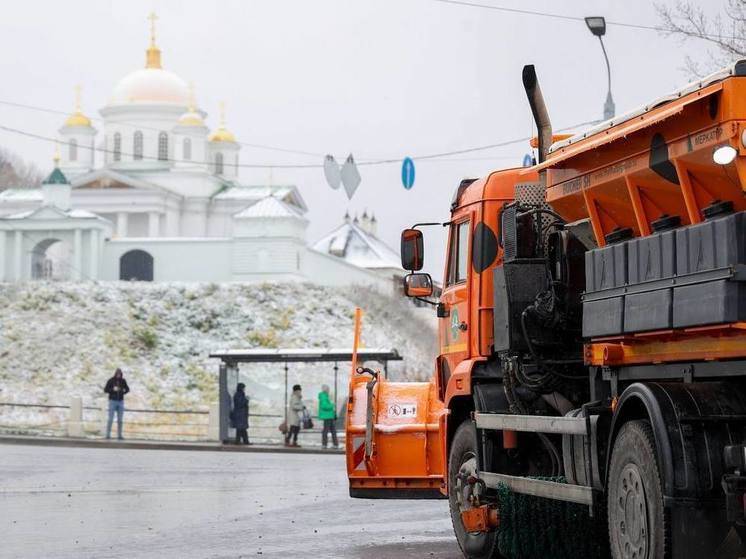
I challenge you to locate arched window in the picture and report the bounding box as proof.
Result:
[69,139,78,162]
[133,131,144,161]
[183,138,192,161]
[215,152,224,175]
[158,132,168,161]
[113,133,121,162]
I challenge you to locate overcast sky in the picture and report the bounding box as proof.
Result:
[0,0,725,276]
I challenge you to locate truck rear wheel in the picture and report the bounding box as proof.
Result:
[448,421,504,559]
[607,419,669,559]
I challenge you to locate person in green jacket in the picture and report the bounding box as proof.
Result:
[318,385,338,449]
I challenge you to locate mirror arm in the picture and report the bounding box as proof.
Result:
[412,222,450,229]
[414,297,438,307]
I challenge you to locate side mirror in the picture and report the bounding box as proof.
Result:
[403,273,433,298]
[401,229,424,271]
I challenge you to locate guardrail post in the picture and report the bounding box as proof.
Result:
[67,397,84,438]
[207,401,220,441]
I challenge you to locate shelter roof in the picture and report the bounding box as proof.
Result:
[209,347,402,363]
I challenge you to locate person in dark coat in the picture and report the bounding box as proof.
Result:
[104,368,129,440]
[232,383,251,445]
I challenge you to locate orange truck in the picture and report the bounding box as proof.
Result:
[346,62,746,559]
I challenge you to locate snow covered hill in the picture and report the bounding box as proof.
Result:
[0,282,438,435]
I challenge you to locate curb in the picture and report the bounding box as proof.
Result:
[0,435,344,455]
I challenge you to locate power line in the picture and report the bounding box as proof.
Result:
[0,118,598,170]
[0,99,325,159]
[428,0,741,41]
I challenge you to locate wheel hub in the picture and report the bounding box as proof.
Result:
[455,454,480,529]
[616,464,649,559]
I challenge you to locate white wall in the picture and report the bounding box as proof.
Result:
[303,248,394,292]
[101,238,232,282]
[99,237,397,292]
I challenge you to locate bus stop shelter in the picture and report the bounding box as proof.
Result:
[209,348,402,442]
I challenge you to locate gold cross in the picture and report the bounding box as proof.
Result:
[74,84,82,112]
[189,82,196,111]
[219,101,226,126]
[148,12,158,46]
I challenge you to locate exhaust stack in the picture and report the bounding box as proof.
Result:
[522,65,553,164]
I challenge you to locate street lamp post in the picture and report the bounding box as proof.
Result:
[585,16,615,120]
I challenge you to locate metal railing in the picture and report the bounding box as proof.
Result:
[0,401,343,445]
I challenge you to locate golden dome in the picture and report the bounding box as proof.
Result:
[209,127,236,143]
[65,111,92,127]
[179,111,206,127]
[177,84,205,127]
[208,102,237,142]
[64,85,92,128]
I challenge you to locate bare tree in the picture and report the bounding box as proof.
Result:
[656,0,746,76]
[0,147,45,190]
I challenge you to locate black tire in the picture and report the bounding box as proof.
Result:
[607,420,669,559]
[448,421,504,559]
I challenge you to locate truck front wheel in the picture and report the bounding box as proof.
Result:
[448,421,504,559]
[607,419,669,559]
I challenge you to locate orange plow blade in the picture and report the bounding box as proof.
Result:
[345,308,446,499]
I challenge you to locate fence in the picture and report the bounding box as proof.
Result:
[0,400,343,446]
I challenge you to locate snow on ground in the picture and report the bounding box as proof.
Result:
[0,282,438,438]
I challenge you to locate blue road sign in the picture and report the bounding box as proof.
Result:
[401,157,415,190]
[522,153,534,167]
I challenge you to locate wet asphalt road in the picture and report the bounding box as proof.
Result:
[0,444,460,559]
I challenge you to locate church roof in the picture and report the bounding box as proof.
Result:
[214,184,308,212]
[0,189,43,201]
[1,205,105,222]
[234,196,306,220]
[43,167,70,185]
[313,220,401,270]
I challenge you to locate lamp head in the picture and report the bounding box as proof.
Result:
[585,16,606,37]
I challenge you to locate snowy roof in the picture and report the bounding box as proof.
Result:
[1,205,105,221]
[0,189,43,201]
[548,59,746,156]
[313,220,401,270]
[233,196,306,220]
[213,184,308,212]
[209,348,402,363]
[67,209,102,219]
[71,168,175,194]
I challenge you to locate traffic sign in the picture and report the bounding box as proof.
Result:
[401,157,415,190]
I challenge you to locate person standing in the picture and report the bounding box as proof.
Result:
[232,383,251,445]
[318,385,338,449]
[285,384,304,447]
[104,368,129,440]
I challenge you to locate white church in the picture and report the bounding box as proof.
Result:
[0,16,403,291]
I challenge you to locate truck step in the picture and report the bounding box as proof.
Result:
[479,471,594,505]
[474,412,592,435]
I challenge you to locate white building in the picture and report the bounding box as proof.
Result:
[0,17,402,291]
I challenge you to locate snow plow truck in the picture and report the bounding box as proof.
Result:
[346,62,746,559]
